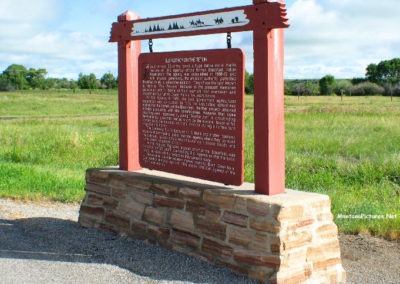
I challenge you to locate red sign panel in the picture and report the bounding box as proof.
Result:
[138,49,244,185]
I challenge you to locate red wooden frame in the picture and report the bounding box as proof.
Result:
[116,11,142,171]
[110,0,289,195]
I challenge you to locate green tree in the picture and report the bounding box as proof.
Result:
[366,63,379,83]
[284,81,292,95]
[366,58,400,84]
[57,78,71,89]
[319,75,336,95]
[245,71,254,94]
[304,81,319,96]
[292,81,305,97]
[2,64,29,90]
[27,68,48,89]
[78,73,99,91]
[366,58,400,98]
[287,80,319,97]
[351,77,367,85]
[45,78,57,89]
[0,73,11,91]
[69,80,78,92]
[100,72,117,89]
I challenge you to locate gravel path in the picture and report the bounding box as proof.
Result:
[1,199,399,283]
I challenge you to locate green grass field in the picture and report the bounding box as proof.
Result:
[0,90,119,201]
[1,91,399,239]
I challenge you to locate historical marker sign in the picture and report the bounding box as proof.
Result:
[111,1,289,194]
[138,49,244,185]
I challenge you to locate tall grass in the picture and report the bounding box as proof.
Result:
[246,95,400,239]
[0,90,117,118]
[0,91,119,202]
[1,91,399,239]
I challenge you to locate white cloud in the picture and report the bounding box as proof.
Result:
[0,0,116,79]
[0,0,399,79]
[0,0,61,21]
[0,29,115,78]
[284,0,400,78]
[0,0,62,39]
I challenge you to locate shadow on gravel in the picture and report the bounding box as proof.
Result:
[0,217,256,283]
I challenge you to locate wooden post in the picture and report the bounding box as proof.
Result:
[117,11,142,171]
[253,0,286,195]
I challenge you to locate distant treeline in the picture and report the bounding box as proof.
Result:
[246,58,400,97]
[2,58,399,96]
[0,64,117,91]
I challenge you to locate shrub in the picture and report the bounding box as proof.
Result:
[334,80,353,95]
[350,82,384,96]
[383,84,400,97]
[394,85,400,96]
[285,80,319,96]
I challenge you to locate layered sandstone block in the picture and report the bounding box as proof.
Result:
[79,168,345,283]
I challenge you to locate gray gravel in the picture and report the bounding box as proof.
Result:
[1,199,399,284]
[0,199,256,284]
[339,234,400,284]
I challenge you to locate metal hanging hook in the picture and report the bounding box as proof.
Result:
[149,39,153,53]
[227,32,232,49]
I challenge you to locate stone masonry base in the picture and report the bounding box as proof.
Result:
[79,168,346,283]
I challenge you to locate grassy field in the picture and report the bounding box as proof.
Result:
[248,95,400,239]
[0,90,119,202]
[1,91,399,239]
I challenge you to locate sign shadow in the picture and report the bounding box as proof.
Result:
[0,217,256,283]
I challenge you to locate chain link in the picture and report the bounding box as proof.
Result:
[227,33,232,49]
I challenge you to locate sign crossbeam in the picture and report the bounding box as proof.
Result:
[110,2,288,42]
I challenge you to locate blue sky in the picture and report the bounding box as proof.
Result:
[0,0,399,79]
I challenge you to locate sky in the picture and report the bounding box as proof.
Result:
[0,0,399,79]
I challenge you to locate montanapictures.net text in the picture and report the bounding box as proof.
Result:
[337,214,397,219]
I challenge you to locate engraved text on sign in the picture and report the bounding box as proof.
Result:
[138,49,244,185]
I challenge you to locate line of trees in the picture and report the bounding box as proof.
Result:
[2,58,399,96]
[0,64,118,91]
[284,77,390,97]
[247,58,400,97]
